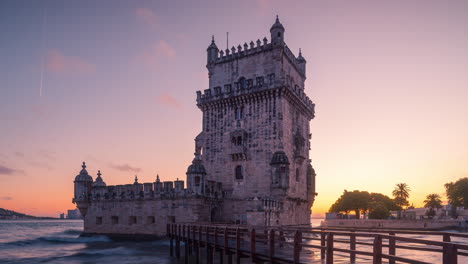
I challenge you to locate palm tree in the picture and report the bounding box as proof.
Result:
[392,183,410,218]
[424,193,442,219]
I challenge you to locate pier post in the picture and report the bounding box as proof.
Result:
[183,225,188,264]
[373,235,382,264]
[321,232,326,259]
[279,230,284,248]
[195,226,200,264]
[389,232,396,264]
[250,229,256,262]
[350,230,356,263]
[293,230,302,264]
[443,243,457,264]
[176,225,181,258]
[214,227,218,262]
[206,226,212,264]
[224,227,231,264]
[326,233,334,264]
[443,233,451,243]
[170,224,174,257]
[269,229,275,261]
[236,228,241,264]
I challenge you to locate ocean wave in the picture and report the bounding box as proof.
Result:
[62,229,82,235]
[0,235,111,248]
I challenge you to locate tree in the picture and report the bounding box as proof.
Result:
[329,191,399,219]
[392,183,410,218]
[329,190,370,219]
[445,177,468,218]
[368,201,391,219]
[423,193,442,219]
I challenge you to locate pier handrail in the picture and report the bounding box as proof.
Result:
[168,223,467,264]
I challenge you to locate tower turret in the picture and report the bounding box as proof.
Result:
[270,15,285,46]
[206,35,219,64]
[73,162,93,216]
[296,48,306,76]
[186,153,206,195]
[92,170,106,200]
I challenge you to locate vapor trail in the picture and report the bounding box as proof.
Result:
[39,7,47,97]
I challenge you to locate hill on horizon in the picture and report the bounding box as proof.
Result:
[0,208,55,219]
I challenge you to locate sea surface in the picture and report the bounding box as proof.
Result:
[0,219,467,263]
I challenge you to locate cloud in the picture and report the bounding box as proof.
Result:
[156,92,183,109]
[109,163,142,173]
[136,40,176,67]
[135,7,158,29]
[45,50,96,74]
[0,165,23,175]
[0,196,12,201]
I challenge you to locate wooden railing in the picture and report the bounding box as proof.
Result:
[167,223,468,264]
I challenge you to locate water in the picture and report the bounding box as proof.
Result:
[0,219,466,263]
[0,220,178,264]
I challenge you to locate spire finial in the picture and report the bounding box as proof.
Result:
[82,162,86,169]
[134,175,138,184]
[299,48,302,55]
[276,15,279,22]
[97,170,101,177]
[211,35,214,43]
[156,174,160,182]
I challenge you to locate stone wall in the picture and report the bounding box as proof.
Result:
[83,198,211,237]
[321,219,464,230]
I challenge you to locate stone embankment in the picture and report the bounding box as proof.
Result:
[322,219,466,230]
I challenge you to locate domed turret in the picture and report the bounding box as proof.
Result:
[186,153,206,195]
[73,162,93,217]
[93,170,106,187]
[207,35,219,64]
[74,162,93,182]
[296,48,306,74]
[270,151,290,165]
[270,15,285,46]
[187,155,207,175]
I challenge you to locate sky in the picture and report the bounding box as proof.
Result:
[0,0,467,218]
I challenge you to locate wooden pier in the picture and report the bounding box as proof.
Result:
[167,223,468,263]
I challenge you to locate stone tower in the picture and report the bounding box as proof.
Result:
[191,17,316,225]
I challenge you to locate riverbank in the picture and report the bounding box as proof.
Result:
[321,219,467,230]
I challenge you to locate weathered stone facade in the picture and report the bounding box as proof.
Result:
[73,17,317,237]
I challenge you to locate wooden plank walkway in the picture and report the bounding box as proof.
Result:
[167,223,468,264]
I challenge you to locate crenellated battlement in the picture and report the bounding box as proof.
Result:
[212,37,272,64]
[73,167,224,205]
[196,76,315,117]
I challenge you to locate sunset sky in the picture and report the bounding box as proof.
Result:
[0,0,467,217]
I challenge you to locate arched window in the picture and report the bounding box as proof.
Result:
[237,136,242,145]
[194,176,200,186]
[239,77,246,89]
[235,165,243,180]
[296,168,300,181]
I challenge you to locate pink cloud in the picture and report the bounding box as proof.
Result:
[45,50,95,74]
[137,40,176,67]
[109,163,142,173]
[156,92,182,109]
[135,7,158,29]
